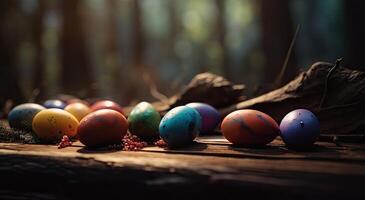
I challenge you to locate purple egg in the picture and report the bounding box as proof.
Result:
[186,102,221,133]
[43,99,66,109]
[280,109,320,149]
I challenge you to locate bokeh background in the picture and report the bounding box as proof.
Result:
[1,0,364,108]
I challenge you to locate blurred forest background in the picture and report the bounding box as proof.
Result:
[1,0,365,108]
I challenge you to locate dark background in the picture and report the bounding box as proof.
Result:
[1,0,364,108]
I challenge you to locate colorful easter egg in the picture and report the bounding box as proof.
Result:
[90,100,125,116]
[32,109,79,142]
[186,102,220,133]
[280,109,320,149]
[159,106,201,147]
[221,109,279,146]
[8,103,45,131]
[128,102,161,141]
[43,99,66,109]
[77,109,128,148]
[64,102,92,121]
[66,98,90,106]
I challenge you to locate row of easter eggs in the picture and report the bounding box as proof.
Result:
[221,109,320,149]
[8,100,220,147]
[8,99,320,149]
[159,107,320,149]
[8,100,128,146]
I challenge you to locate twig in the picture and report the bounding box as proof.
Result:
[142,72,170,105]
[28,88,40,103]
[171,64,188,92]
[274,24,301,87]
[319,58,343,109]
[332,136,343,147]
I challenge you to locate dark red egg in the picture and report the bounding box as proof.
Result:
[221,109,279,146]
[77,109,128,148]
[90,100,125,116]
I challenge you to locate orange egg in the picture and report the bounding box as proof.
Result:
[66,98,90,106]
[32,109,79,142]
[65,102,92,121]
[221,109,279,146]
[90,100,125,116]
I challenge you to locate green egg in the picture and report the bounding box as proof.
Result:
[128,102,161,141]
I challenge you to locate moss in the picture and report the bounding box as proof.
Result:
[0,120,39,143]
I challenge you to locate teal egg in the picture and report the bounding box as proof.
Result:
[128,102,161,141]
[159,106,201,147]
[8,103,46,131]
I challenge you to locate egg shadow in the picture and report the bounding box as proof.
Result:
[77,146,121,154]
[164,141,208,152]
[229,143,343,160]
[284,144,326,152]
[229,144,288,156]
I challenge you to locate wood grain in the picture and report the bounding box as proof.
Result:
[0,136,364,199]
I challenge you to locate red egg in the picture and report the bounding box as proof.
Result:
[221,109,279,146]
[90,100,125,116]
[77,109,128,148]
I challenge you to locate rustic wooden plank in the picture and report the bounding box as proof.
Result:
[0,137,365,199]
[2,135,365,162]
[143,136,365,162]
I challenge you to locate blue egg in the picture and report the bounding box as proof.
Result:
[43,99,66,109]
[8,103,46,131]
[280,109,320,149]
[186,102,221,134]
[159,106,201,147]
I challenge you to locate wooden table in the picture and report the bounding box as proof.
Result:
[0,136,364,200]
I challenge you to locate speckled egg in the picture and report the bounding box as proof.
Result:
[186,102,220,133]
[64,102,92,122]
[90,100,125,116]
[128,102,161,141]
[221,109,279,146]
[66,98,90,106]
[77,109,128,148]
[43,99,66,109]
[32,109,79,142]
[159,106,201,147]
[8,103,45,131]
[280,109,320,149]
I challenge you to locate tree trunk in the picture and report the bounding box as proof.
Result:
[0,0,24,110]
[215,0,230,78]
[344,1,365,70]
[60,0,92,96]
[33,0,46,101]
[131,0,144,69]
[259,0,297,86]
[106,0,124,102]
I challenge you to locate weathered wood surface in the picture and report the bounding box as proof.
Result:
[0,136,365,199]
[222,61,365,135]
[123,72,246,115]
[123,62,365,138]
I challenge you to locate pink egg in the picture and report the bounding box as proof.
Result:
[90,100,125,116]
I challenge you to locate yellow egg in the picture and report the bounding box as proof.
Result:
[64,102,91,121]
[32,108,79,142]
